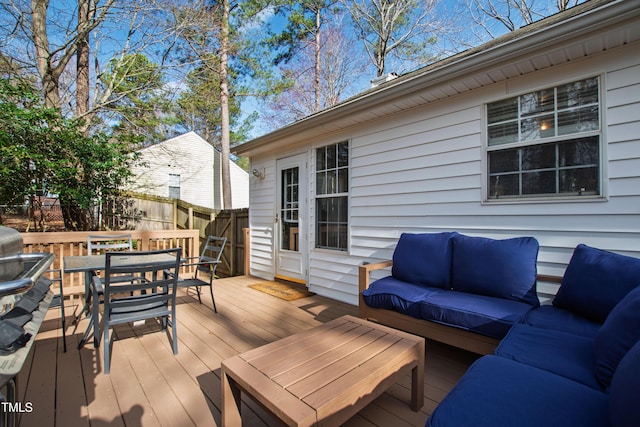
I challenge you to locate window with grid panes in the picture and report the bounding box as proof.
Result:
[487,77,601,199]
[315,142,348,251]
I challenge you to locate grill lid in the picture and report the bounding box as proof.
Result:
[0,226,54,296]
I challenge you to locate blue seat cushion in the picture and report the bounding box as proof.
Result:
[594,286,640,389]
[420,290,533,339]
[553,244,640,323]
[426,356,609,427]
[391,232,457,289]
[361,276,442,318]
[451,234,540,306]
[523,305,601,338]
[496,324,600,390]
[609,339,640,427]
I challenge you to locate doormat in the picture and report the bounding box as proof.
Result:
[248,281,315,301]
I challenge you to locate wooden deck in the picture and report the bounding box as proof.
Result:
[15,276,479,427]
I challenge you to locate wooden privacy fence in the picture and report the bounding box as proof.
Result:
[21,229,199,297]
[203,209,248,277]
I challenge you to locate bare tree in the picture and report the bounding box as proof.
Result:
[270,1,341,113]
[30,0,116,111]
[468,0,582,39]
[344,0,438,77]
[264,18,368,128]
[76,0,91,123]
[2,0,177,133]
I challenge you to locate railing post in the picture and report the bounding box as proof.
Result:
[243,228,250,277]
[230,211,236,276]
[173,199,178,230]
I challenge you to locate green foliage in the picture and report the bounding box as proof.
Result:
[0,78,136,230]
[267,0,340,65]
[101,53,176,146]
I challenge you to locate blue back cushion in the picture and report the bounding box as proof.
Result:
[594,286,640,389]
[554,244,640,323]
[451,235,540,306]
[391,232,457,289]
[609,339,640,427]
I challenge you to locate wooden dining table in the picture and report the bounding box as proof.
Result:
[63,252,182,348]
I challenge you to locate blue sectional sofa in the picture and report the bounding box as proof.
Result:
[359,232,541,354]
[427,243,640,426]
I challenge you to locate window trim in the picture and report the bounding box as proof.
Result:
[483,76,606,203]
[168,173,181,199]
[313,141,350,252]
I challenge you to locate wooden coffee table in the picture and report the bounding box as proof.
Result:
[221,315,425,426]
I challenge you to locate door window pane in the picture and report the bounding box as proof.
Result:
[281,167,299,251]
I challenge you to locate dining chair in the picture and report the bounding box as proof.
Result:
[87,234,134,255]
[177,236,226,313]
[96,247,181,374]
[80,234,135,346]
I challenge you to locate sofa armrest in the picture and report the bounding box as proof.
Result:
[358,260,393,319]
[359,260,393,293]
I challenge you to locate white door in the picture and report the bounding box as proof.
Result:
[275,154,307,283]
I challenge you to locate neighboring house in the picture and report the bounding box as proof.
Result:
[234,0,640,305]
[129,131,249,210]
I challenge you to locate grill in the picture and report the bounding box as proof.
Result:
[0,226,55,426]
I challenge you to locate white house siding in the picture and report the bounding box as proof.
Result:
[242,3,640,305]
[129,132,215,209]
[229,160,250,209]
[131,132,250,210]
[344,49,640,305]
[248,156,277,279]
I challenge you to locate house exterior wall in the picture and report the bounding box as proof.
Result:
[129,132,215,209]
[130,132,249,210]
[247,39,640,306]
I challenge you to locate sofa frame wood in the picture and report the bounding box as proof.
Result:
[358,261,563,355]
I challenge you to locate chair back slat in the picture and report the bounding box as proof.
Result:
[103,248,181,307]
[87,234,133,255]
[195,236,227,275]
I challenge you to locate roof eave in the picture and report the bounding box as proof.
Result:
[234,0,636,157]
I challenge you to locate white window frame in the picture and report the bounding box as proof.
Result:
[168,173,180,199]
[314,141,349,252]
[484,76,604,202]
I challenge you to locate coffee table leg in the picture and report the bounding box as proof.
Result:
[221,368,242,426]
[411,341,425,411]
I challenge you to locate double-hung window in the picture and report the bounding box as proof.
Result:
[315,141,349,251]
[168,173,181,199]
[487,77,601,200]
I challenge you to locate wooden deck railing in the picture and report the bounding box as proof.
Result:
[21,229,199,296]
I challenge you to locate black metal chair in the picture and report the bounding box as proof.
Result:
[95,248,181,374]
[177,236,226,313]
[82,234,134,316]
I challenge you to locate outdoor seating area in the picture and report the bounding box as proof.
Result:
[359,232,543,355]
[7,228,640,425]
[14,274,479,426]
[359,232,640,426]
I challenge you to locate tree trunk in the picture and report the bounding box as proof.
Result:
[76,0,91,126]
[314,9,321,112]
[31,0,62,110]
[219,0,232,210]
[60,196,91,231]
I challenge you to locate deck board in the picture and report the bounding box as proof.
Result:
[14,276,479,427]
